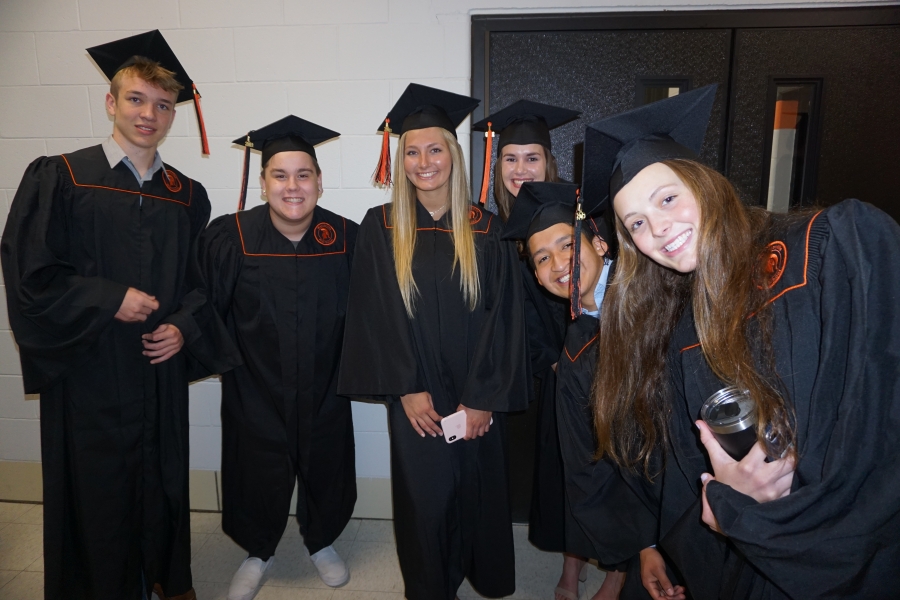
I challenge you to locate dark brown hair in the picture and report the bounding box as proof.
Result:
[110,56,183,99]
[494,146,559,222]
[593,159,798,476]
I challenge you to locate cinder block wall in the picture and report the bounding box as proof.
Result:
[0,0,869,513]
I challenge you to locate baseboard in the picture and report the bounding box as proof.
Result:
[0,461,393,519]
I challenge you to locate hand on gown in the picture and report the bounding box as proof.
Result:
[142,324,184,364]
[400,392,443,438]
[115,287,159,322]
[639,547,686,600]
[696,420,795,533]
[457,404,491,440]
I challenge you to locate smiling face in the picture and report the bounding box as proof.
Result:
[614,162,701,273]
[500,143,547,197]
[528,222,608,307]
[402,127,453,196]
[260,151,322,239]
[106,74,177,153]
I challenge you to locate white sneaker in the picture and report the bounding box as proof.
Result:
[308,545,350,587]
[227,556,273,600]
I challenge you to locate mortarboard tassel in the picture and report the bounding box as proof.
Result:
[478,122,493,205]
[570,189,585,320]
[372,118,392,188]
[237,136,252,211]
[193,84,210,155]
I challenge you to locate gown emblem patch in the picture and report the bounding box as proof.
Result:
[761,241,787,289]
[162,170,182,193]
[469,205,482,225]
[314,222,337,246]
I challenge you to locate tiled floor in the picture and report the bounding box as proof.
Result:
[0,501,612,599]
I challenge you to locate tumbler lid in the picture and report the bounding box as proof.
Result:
[701,386,756,435]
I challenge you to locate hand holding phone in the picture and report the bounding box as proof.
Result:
[442,409,493,443]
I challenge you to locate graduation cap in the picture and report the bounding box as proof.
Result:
[581,84,717,214]
[472,100,580,205]
[505,181,612,318]
[233,115,340,211]
[502,181,579,242]
[372,83,480,187]
[87,30,211,155]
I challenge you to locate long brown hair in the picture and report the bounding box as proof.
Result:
[391,128,479,318]
[593,159,798,476]
[494,146,559,222]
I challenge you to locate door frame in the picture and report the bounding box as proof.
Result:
[469,5,900,201]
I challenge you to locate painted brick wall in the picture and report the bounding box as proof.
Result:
[0,0,878,477]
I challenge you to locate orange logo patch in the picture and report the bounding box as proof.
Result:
[761,241,787,289]
[314,222,337,246]
[469,205,482,225]
[163,170,182,193]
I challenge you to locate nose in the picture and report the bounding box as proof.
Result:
[417,151,430,168]
[513,158,527,174]
[551,249,569,272]
[140,103,157,121]
[649,215,670,238]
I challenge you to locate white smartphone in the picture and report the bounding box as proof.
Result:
[442,410,467,443]
[441,410,492,444]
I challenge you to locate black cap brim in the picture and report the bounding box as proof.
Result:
[378,83,479,137]
[581,84,717,215]
[473,99,580,151]
[87,30,194,104]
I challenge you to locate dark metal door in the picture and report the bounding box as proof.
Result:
[728,26,900,220]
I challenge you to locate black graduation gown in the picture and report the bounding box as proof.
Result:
[0,146,240,600]
[337,201,530,600]
[514,261,573,551]
[199,204,358,559]
[660,199,900,599]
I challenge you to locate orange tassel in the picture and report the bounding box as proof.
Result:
[372,118,392,188]
[478,122,493,205]
[192,84,210,155]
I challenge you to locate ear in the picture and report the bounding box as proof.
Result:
[259,173,266,195]
[105,92,116,117]
[317,171,323,196]
[592,235,609,258]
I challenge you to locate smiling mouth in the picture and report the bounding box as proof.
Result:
[282,197,305,204]
[556,273,571,285]
[664,229,692,253]
[417,171,438,179]
[136,125,156,134]
[512,178,533,187]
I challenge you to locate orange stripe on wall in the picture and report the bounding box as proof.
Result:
[773,100,799,130]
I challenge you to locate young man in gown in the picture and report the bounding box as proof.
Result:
[0,30,239,600]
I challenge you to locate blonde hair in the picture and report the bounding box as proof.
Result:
[391,128,480,317]
[110,56,183,99]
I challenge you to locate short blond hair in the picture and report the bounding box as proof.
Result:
[110,56,183,100]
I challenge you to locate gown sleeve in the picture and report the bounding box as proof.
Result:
[706,199,900,597]
[458,232,530,413]
[160,186,242,380]
[337,208,422,400]
[556,321,660,566]
[522,262,565,374]
[0,157,129,392]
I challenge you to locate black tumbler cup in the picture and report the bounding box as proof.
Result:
[701,386,757,461]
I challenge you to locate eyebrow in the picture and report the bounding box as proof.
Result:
[406,142,444,151]
[530,234,573,258]
[621,183,678,220]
